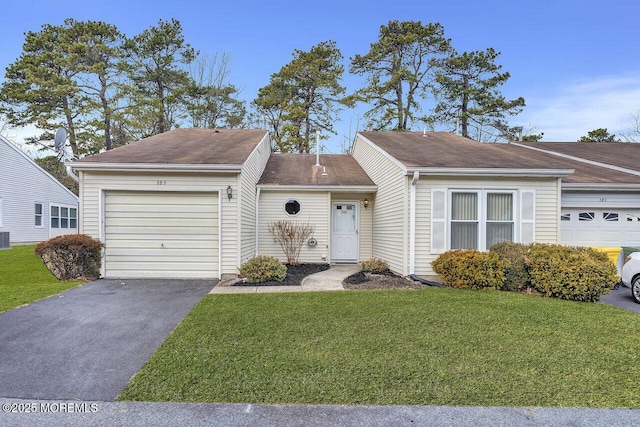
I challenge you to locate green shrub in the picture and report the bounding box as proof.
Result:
[431,250,508,290]
[239,255,287,283]
[528,243,618,302]
[35,234,103,280]
[361,258,389,273]
[490,241,531,292]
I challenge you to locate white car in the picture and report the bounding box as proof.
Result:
[622,252,640,303]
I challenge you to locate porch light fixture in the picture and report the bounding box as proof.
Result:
[364,198,369,209]
[226,185,233,201]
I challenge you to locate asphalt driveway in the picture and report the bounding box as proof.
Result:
[0,279,214,401]
[600,284,640,314]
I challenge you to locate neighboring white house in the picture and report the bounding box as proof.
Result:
[512,142,640,248]
[0,135,78,246]
[68,128,640,280]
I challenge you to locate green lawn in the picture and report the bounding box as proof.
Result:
[119,288,640,407]
[0,245,82,312]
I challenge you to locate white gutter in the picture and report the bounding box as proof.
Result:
[511,142,640,177]
[406,167,574,177]
[67,162,244,173]
[257,184,378,192]
[409,171,419,275]
[562,183,640,191]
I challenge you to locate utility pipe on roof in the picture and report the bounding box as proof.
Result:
[409,171,419,275]
[315,130,321,166]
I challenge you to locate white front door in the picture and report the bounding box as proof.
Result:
[331,202,358,262]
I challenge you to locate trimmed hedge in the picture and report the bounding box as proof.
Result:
[361,258,389,274]
[35,234,103,280]
[239,255,287,283]
[431,250,508,290]
[527,244,618,302]
[489,242,531,292]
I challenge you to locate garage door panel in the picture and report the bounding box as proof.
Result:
[104,191,219,279]
[107,248,218,259]
[562,209,640,247]
[106,221,217,233]
[105,240,217,250]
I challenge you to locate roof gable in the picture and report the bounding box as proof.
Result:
[76,128,268,166]
[0,135,78,200]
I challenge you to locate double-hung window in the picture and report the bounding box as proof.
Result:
[451,192,479,249]
[35,203,44,227]
[486,192,514,248]
[450,190,515,250]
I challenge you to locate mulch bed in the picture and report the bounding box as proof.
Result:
[234,264,434,290]
[234,263,330,286]
[343,270,426,290]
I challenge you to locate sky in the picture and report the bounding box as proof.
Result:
[1,0,639,155]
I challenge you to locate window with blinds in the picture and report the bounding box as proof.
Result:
[451,192,478,249]
[486,192,514,248]
[449,190,515,250]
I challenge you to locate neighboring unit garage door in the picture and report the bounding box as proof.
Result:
[561,209,640,247]
[104,191,218,279]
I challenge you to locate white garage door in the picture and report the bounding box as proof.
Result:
[104,191,219,279]
[561,209,640,247]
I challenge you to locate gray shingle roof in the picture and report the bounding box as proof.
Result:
[258,154,375,187]
[359,131,640,185]
[76,128,268,165]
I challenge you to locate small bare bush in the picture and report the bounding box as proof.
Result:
[267,220,316,265]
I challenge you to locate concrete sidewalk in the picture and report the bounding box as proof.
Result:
[209,264,360,294]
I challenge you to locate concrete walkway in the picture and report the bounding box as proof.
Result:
[209,264,360,294]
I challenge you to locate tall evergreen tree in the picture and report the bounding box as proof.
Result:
[253,41,345,153]
[0,19,123,155]
[120,18,196,137]
[432,48,525,141]
[349,21,451,131]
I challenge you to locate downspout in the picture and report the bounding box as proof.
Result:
[409,171,419,275]
[255,187,261,257]
[65,165,79,182]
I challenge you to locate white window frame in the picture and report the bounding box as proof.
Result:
[35,202,44,228]
[485,190,516,250]
[50,204,78,229]
[284,199,301,216]
[449,190,481,250]
[447,189,517,251]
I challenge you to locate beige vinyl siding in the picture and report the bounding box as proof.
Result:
[239,134,271,264]
[352,137,408,274]
[414,176,561,276]
[331,193,373,260]
[258,191,329,264]
[80,171,239,276]
[104,191,218,278]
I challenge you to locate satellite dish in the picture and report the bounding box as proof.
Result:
[54,127,67,152]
